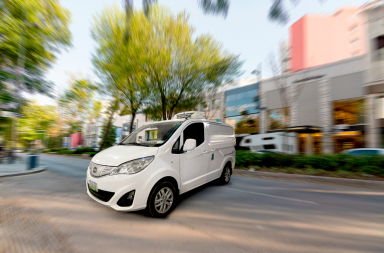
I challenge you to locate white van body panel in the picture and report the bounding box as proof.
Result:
[86,119,236,212]
[92,146,158,166]
[206,123,236,182]
[239,132,297,154]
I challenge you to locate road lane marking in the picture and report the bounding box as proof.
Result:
[225,187,318,205]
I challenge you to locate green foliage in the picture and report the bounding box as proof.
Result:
[92,4,243,121]
[99,122,117,149]
[84,151,99,157]
[18,101,59,147]
[59,79,99,134]
[73,147,95,154]
[235,151,384,177]
[0,0,71,109]
[50,148,66,152]
[58,150,75,155]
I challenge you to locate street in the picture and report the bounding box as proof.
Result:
[1,154,384,253]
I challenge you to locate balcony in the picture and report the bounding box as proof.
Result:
[372,48,384,61]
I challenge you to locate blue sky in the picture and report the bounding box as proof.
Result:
[32,0,368,105]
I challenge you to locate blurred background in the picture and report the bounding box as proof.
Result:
[2,1,384,253]
[2,0,384,156]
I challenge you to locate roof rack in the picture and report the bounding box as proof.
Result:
[173,111,206,120]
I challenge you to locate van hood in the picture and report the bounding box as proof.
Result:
[92,145,159,167]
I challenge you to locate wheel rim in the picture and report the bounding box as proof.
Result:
[224,167,231,182]
[154,187,174,214]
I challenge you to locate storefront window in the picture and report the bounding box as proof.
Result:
[333,98,365,125]
[225,113,259,134]
[267,108,290,131]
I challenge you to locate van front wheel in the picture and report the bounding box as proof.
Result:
[147,181,177,218]
[218,164,231,185]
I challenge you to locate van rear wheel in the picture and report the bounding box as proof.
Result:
[218,164,231,185]
[147,181,177,218]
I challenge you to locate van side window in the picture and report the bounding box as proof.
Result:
[183,123,205,147]
[172,137,180,152]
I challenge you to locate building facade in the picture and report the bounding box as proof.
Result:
[290,6,367,72]
[224,82,260,135]
[262,56,367,154]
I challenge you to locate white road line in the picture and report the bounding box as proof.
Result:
[226,187,319,205]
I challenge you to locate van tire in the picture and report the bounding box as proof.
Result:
[218,164,231,185]
[147,180,177,218]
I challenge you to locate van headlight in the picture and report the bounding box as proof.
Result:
[110,156,154,175]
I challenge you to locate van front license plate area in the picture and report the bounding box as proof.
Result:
[89,180,98,192]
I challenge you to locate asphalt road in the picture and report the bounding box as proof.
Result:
[1,153,384,253]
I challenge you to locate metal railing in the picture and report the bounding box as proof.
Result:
[372,48,384,61]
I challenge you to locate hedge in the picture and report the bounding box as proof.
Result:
[58,150,75,155]
[73,147,95,154]
[235,150,384,177]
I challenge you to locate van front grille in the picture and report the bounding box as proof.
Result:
[88,184,115,202]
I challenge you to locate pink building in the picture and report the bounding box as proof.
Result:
[290,7,366,72]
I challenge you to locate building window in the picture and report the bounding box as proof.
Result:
[267,108,290,131]
[333,98,365,125]
[225,113,259,135]
[349,25,358,33]
[350,39,359,49]
[373,36,384,61]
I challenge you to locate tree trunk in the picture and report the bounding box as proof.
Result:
[167,108,173,120]
[129,111,136,135]
[161,95,167,120]
[99,114,113,150]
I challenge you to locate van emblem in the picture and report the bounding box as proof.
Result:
[93,167,97,174]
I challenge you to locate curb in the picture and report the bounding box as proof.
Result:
[0,166,47,178]
[233,169,384,191]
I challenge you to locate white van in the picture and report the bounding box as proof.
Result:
[86,112,236,217]
[239,132,297,154]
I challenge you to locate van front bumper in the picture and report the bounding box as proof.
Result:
[86,169,147,212]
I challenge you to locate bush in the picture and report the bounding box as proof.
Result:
[73,147,95,154]
[50,148,66,152]
[235,151,384,177]
[84,152,98,157]
[59,150,75,155]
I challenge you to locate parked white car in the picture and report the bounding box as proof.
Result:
[342,148,384,156]
[86,112,236,217]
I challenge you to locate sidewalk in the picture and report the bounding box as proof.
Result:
[0,156,46,177]
[233,169,384,191]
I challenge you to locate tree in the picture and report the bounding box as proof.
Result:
[59,78,98,134]
[99,121,117,149]
[0,0,71,109]
[92,4,150,140]
[126,0,325,25]
[141,6,243,120]
[18,101,59,148]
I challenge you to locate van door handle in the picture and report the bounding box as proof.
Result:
[211,149,216,152]
[203,150,208,154]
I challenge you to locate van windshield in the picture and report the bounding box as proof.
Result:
[119,121,182,147]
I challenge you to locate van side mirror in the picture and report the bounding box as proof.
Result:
[183,139,196,152]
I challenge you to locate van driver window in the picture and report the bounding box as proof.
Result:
[183,123,205,147]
